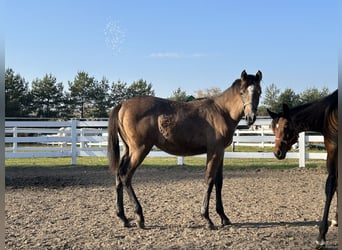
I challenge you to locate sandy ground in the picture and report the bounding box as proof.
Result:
[5,165,338,249]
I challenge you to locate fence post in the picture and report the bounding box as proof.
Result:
[298,132,305,167]
[12,127,17,153]
[236,130,240,146]
[177,156,184,165]
[71,118,77,165]
[80,128,85,148]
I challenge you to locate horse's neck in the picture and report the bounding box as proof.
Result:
[214,89,244,123]
[291,103,324,134]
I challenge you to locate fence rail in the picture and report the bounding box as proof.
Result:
[5,119,326,167]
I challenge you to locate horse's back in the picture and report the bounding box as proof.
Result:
[118,95,209,123]
[118,96,167,138]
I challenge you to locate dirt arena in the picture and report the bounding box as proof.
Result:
[5,165,338,249]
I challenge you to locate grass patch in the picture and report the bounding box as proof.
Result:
[144,157,325,170]
[226,145,326,153]
[5,156,325,170]
[5,157,109,167]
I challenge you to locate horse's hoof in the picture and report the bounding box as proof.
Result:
[137,221,145,229]
[315,239,326,249]
[207,223,218,230]
[124,221,132,228]
[221,218,231,226]
[121,218,133,228]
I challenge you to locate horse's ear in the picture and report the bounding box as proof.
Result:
[256,70,262,82]
[282,103,290,117]
[241,70,247,81]
[267,108,278,119]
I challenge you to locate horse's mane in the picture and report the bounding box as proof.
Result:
[218,79,241,97]
[230,79,242,91]
[289,90,337,132]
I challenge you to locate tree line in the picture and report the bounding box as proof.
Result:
[5,68,154,119]
[259,83,330,116]
[5,68,331,119]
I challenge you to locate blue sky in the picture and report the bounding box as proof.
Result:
[6,1,338,100]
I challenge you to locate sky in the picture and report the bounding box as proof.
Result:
[5,1,338,100]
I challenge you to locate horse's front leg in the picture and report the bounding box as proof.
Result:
[215,162,231,226]
[316,154,337,249]
[201,151,224,229]
[201,178,215,229]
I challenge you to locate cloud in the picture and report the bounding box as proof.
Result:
[191,53,207,58]
[149,52,182,58]
[148,52,208,59]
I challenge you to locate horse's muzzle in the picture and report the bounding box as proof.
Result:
[274,149,286,160]
[245,114,256,126]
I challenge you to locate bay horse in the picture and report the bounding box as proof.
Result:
[267,89,338,249]
[108,70,262,229]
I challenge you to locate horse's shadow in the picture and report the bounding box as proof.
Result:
[133,220,320,231]
[232,220,319,228]
[124,220,338,249]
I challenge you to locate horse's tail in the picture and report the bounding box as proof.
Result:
[108,104,121,173]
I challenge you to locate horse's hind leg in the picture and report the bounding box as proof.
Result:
[115,173,130,227]
[122,146,152,229]
[115,154,131,227]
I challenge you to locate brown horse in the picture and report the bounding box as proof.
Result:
[108,70,262,229]
[267,89,338,249]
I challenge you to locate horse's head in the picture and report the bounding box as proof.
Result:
[240,70,262,126]
[267,104,299,159]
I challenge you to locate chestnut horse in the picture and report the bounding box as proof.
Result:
[108,70,262,229]
[267,89,338,249]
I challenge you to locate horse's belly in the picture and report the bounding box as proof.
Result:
[155,141,206,156]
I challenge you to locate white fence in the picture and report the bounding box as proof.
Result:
[5,119,327,167]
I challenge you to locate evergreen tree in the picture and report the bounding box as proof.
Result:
[263,83,280,112]
[88,77,110,118]
[69,71,96,118]
[169,87,187,101]
[299,87,330,104]
[31,74,64,118]
[277,88,300,109]
[127,79,155,98]
[109,80,129,107]
[5,68,32,117]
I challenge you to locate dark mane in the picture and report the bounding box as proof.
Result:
[289,90,337,133]
[231,79,241,89]
[219,79,241,96]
